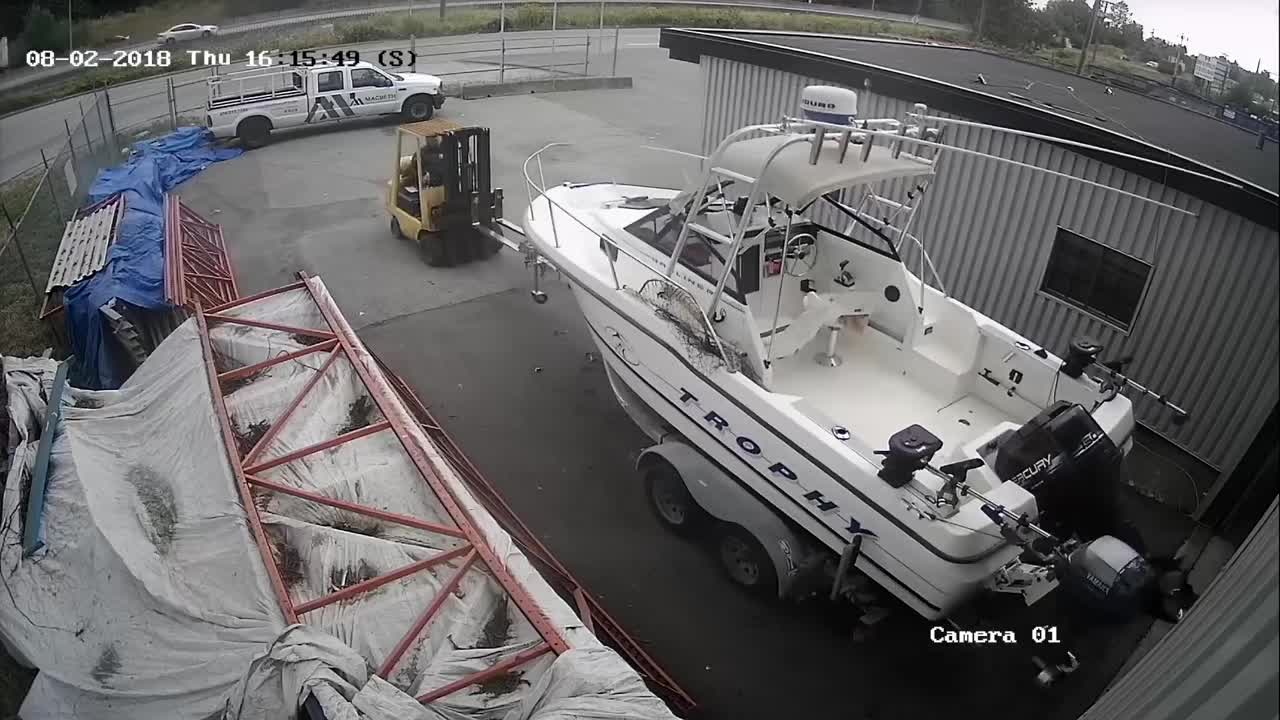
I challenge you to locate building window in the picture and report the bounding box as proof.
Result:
[1040,227,1151,330]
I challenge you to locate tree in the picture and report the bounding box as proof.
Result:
[21,3,70,53]
[1104,1,1132,27]
[1040,0,1094,48]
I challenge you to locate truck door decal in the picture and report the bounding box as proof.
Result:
[306,95,356,123]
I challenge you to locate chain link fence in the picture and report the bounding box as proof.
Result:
[1,92,119,357]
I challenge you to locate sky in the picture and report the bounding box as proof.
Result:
[1033,0,1280,76]
[1122,0,1280,76]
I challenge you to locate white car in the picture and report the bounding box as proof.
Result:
[157,23,219,44]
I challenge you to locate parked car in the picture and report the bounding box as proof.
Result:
[157,23,219,44]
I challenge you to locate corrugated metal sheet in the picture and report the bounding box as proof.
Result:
[44,194,123,293]
[699,57,1280,472]
[1081,499,1279,720]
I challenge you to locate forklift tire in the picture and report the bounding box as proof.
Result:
[481,235,502,258]
[390,217,402,240]
[419,232,450,267]
[716,523,779,598]
[237,117,272,149]
[643,459,708,537]
[402,95,435,122]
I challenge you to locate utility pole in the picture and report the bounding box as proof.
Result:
[67,0,73,51]
[439,0,446,21]
[976,0,987,41]
[1171,33,1187,87]
[1076,0,1104,75]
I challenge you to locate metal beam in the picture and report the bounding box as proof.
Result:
[416,643,553,704]
[378,549,479,678]
[204,314,335,339]
[218,339,338,384]
[301,275,571,656]
[23,361,69,557]
[294,544,474,615]
[243,420,391,475]
[246,474,467,539]
[206,280,307,315]
[241,346,343,467]
[195,310,299,624]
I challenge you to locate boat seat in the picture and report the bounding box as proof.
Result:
[767,290,879,360]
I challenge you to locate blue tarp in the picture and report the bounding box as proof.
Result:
[65,127,241,389]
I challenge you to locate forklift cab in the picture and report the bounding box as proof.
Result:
[387,119,503,266]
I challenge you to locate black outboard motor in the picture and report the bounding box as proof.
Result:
[992,401,1134,547]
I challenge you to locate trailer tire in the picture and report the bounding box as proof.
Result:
[716,524,778,597]
[642,459,707,536]
[402,95,435,122]
[237,117,272,149]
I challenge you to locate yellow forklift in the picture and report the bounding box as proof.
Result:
[387,119,504,266]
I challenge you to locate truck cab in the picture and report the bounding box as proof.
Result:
[207,61,444,148]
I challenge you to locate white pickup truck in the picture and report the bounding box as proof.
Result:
[206,61,444,148]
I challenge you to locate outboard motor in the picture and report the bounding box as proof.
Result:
[1059,535,1149,619]
[993,401,1132,546]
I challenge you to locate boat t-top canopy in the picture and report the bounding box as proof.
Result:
[716,134,936,209]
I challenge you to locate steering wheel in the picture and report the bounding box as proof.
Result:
[784,232,819,278]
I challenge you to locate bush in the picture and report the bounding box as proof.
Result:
[22,4,70,53]
[512,3,549,30]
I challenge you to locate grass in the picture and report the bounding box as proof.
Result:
[75,0,231,47]
[0,171,67,358]
[1033,43,1170,83]
[3,5,963,118]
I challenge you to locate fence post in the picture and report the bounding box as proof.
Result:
[499,38,506,83]
[612,27,619,76]
[500,0,506,33]
[584,35,590,76]
[39,150,63,222]
[79,99,93,154]
[94,92,110,151]
[410,35,417,72]
[550,0,558,67]
[64,118,79,170]
[168,77,178,129]
[0,203,43,301]
[103,85,118,139]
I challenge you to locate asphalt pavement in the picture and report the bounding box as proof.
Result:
[178,45,1192,719]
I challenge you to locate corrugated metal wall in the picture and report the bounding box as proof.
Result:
[1081,499,1279,720]
[699,57,1280,472]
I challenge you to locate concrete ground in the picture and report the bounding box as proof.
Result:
[177,47,1196,719]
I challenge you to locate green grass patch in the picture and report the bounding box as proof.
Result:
[0,172,68,357]
[4,5,962,118]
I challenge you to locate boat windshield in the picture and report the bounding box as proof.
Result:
[625,206,743,302]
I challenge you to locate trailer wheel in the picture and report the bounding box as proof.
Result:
[402,95,435,122]
[237,117,271,149]
[419,231,450,267]
[717,524,778,597]
[642,459,707,536]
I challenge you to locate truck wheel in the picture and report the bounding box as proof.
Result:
[237,117,271,149]
[419,232,449,267]
[643,459,707,537]
[402,95,434,122]
[717,524,778,597]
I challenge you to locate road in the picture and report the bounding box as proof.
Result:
[0,0,967,95]
[177,43,1191,719]
[0,28,646,184]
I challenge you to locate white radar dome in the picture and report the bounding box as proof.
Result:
[800,86,858,125]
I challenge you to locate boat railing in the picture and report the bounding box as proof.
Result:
[521,143,734,368]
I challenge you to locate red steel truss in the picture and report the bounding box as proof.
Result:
[193,276,580,707]
[164,194,239,310]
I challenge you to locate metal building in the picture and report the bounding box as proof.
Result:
[660,29,1279,512]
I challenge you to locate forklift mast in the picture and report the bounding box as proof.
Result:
[434,127,503,234]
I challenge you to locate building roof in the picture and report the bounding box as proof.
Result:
[661,29,1279,230]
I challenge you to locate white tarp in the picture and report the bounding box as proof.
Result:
[0,279,680,720]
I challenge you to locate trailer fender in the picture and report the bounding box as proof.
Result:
[638,440,815,598]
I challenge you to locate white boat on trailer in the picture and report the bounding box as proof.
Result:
[512,85,1195,681]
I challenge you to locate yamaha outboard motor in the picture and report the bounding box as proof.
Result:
[1060,536,1150,618]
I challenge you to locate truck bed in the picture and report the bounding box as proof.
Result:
[208,69,305,109]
